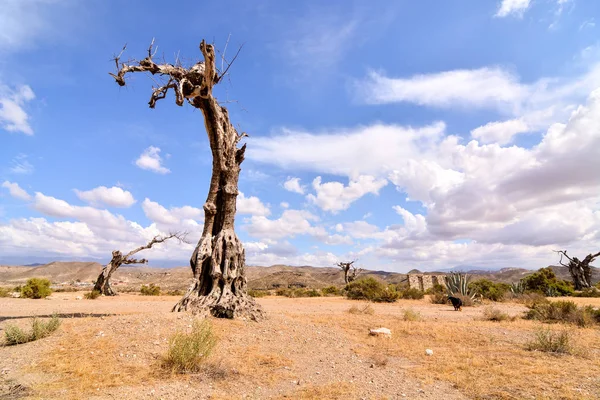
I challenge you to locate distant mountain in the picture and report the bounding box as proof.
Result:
[1,261,597,290]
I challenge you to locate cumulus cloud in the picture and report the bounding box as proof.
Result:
[495,0,531,18]
[283,177,306,194]
[74,186,136,208]
[1,181,31,201]
[237,192,270,216]
[244,209,326,240]
[307,175,388,213]
[0,85,35,135]
[135,146,170,174]
[141,198,203,231]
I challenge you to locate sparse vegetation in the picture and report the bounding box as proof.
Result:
[248,289,269,298]
[0,287,11,297]
[84,290,101,299]
[53,287,79,293]
[399,288,425,300]
[402,308,421,321]
[321,286,342,296]
[162,319,216,374]
[429,292,448,304]
[445,272,476,300]
[521,267,574,297]
[482,306,513,322]
[526,328,573,354]
[165,289,185,296]
[345,277,399,303]
[524,300,600,327]
[4,315,61,346]
[469,279,510,302]
[20,278,52,299]
[347,304,375,315]
[572,287,600,297]
[140,284,161,296]
[275,288,321,298]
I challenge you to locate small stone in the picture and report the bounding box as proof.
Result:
[369,328,392,338]
[425,349,434,356]
[75,296,82,300]
[370,364,375,368]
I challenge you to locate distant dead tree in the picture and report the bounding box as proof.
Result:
[337,260,362,284]
[93,232,187,296]
[109,38,265,320]
[555,249,600,290]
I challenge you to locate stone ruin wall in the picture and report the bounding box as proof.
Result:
[407,274,447,291]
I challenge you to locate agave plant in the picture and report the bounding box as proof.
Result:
[444,272,476,299]
[510,281,525,294]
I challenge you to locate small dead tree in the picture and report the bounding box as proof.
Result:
[110,38,265,320]
[94,233,187,296]
[555,250,600,290]
[337,260,362,284]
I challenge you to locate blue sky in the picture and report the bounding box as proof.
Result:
[1,0,600,272]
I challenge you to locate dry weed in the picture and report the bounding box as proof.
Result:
[347,304,375,315]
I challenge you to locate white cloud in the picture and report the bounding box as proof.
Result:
[495,0,531,18]
[0,85,35,135]
[283,177,305,194]
[74,186,136,208]
[244,209,325,240]
[141,198,203,229]
[135,146,170,174]
[470,118,529,145]
[280,202,290,209]
[307,175,388,213]
[237,192,270,216]
[358,68,527,110]
[1,180,31,201]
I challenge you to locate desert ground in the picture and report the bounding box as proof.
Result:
[1,295,600,400]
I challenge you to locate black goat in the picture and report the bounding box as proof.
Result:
[448,296,462,311]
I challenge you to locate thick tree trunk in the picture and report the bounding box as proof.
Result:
[557,250,600,291]
[93,262,118,296]
[110,39,264,320]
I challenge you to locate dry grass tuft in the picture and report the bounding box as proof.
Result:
[347,304,375,315]
[482,306,514,322]
[402,308,421,321]
[277,382,355,399]
[162,319,216,374]
[4,315,61,345]
[526,328,573,354]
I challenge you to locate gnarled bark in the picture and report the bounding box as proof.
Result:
[93,233,186,296]
[556,250,600,290]
[110,39,264,320]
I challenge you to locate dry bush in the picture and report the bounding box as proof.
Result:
[345,277,399,303]
[399,288,425,300]
[347,304,375,315]
[402,308,421,321]
[275,288,321,298]
[84,290,101,299]
[429,292,448,304]
[248,289,269,298]
[162,319,216,374]
[482,307,514,322]
[370,352,389,366]
[0,287,11,297]
[321,285,341,296]
[54,287,79,293]
[4,315,61,345]
[140,284,161,296]
[526,328,573,354]
[524,300,600,327]
[164,289,184,296]
[278,382,355,400]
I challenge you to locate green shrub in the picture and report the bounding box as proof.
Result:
[469,279,510,302]
[347,304,375,315]
[140,284,161,296]
[321,286,341,296]
[84,290,101,299]
[275,288,321,298]
[345,277,400,303]
[524,300,598,327]
[399,288,425,300]
[482,307,513,322]
[521,267,574,297]
[526,328,572,354]
[4,315,61,346]
[162,319,216,373]
[0,287,11,297]
[425,283,446,295]
[445,272,475,299]
[53,287,79,293]
[247,289,269,298]
[402,308,421,321]
[20,278,52,299]
[165,289,184,296]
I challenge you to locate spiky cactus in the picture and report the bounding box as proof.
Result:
[510,281,525,294]
[444,272,476,299]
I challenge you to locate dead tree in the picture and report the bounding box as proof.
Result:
[109,39,265,320]
[93,233,187,296]
[555,250,600,290]
[337,260,362,284]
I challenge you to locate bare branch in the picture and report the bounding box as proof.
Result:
[125,231,189,258]
[217,43,244,83]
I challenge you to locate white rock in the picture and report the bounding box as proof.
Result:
[425,349,434,356]
[75,296,83,300]
[369,327,392,338]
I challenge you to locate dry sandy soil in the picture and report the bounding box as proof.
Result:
[1,295,600,399]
